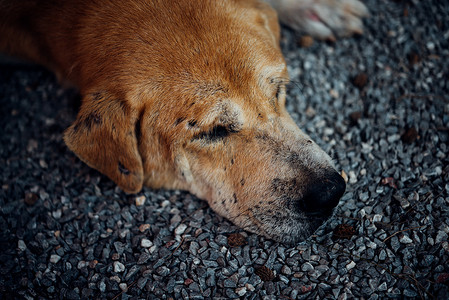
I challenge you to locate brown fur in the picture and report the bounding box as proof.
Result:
[0,0,355,243]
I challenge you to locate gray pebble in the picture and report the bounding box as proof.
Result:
[114,261,125,273]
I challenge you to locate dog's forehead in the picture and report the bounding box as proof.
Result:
[185,60,288,128]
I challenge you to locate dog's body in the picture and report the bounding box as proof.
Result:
[0,0,367,243]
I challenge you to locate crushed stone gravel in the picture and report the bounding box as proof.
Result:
[1,0,448,299]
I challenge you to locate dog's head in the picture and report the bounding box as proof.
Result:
[64,1,345,244]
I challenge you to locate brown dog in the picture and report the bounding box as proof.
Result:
[0,0,367,243]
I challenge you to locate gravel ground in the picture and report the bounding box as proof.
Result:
[1,0,448,299]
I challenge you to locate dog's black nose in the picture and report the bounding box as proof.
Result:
[300,171,346,213]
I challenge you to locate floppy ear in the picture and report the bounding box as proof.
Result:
[64,92,144,193]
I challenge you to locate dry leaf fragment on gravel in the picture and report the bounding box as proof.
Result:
[227,233,247,247]
[349,111,362,125]
[24,192,39,206]
[407,51,420,66]
[352,72,368,89]
[333,224,356,240]
[255,266,275,282]
[298,35,314,48]
[401,127,419,143]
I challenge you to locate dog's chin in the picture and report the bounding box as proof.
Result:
[244,209,335,245]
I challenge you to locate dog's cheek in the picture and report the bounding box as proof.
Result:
[174,152,194,185]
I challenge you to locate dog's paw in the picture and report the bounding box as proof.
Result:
[270,0,369,40]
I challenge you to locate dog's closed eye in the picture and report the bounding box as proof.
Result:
[275,84,286,101]
[192,125,238,142]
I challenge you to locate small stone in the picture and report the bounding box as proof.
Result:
[138,252,151,264]
[99,281,106,293]
[77,261,88,269]
[139,224,151,232]
[118,229,129,239]
[319,283,332,291]
[442,242,449,252]
[114,241,125,255]
[348,171,357,184]
[223,279,237,288]
[50,254,61,264]
[301,262,314,272]
[141,239,153,248]
[378,282,387,291]
[372,215,383,223]
[119,283,128,292]
[436,231,448,244]
[52,209,62,219]
[189,241,199,255]
[403,288,418,297]
[245,283,255,292]
[156,266,170,277]
[421,255,434,267]
[281,265,292,275]
[89,260,98,269]
[305,106,316,117]
[236,286,247,296]
[346,261,356,270]
[27,139,38,152]
[399,234,413,244]
[391,236,400,252]
[135,195,146,206]
[114,261,125,273]
[18,240,27,251]
[329,89,339,98]
[125,265,140,281]
[170,214,182,227]
[175,224,187,236]
[39,159,48,169]
[379,250,387,260]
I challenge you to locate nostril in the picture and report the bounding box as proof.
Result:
[301,171,346,213]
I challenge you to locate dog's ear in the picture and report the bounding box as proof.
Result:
[64,92,144,193]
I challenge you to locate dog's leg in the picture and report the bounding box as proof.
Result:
[265,0,368,40]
